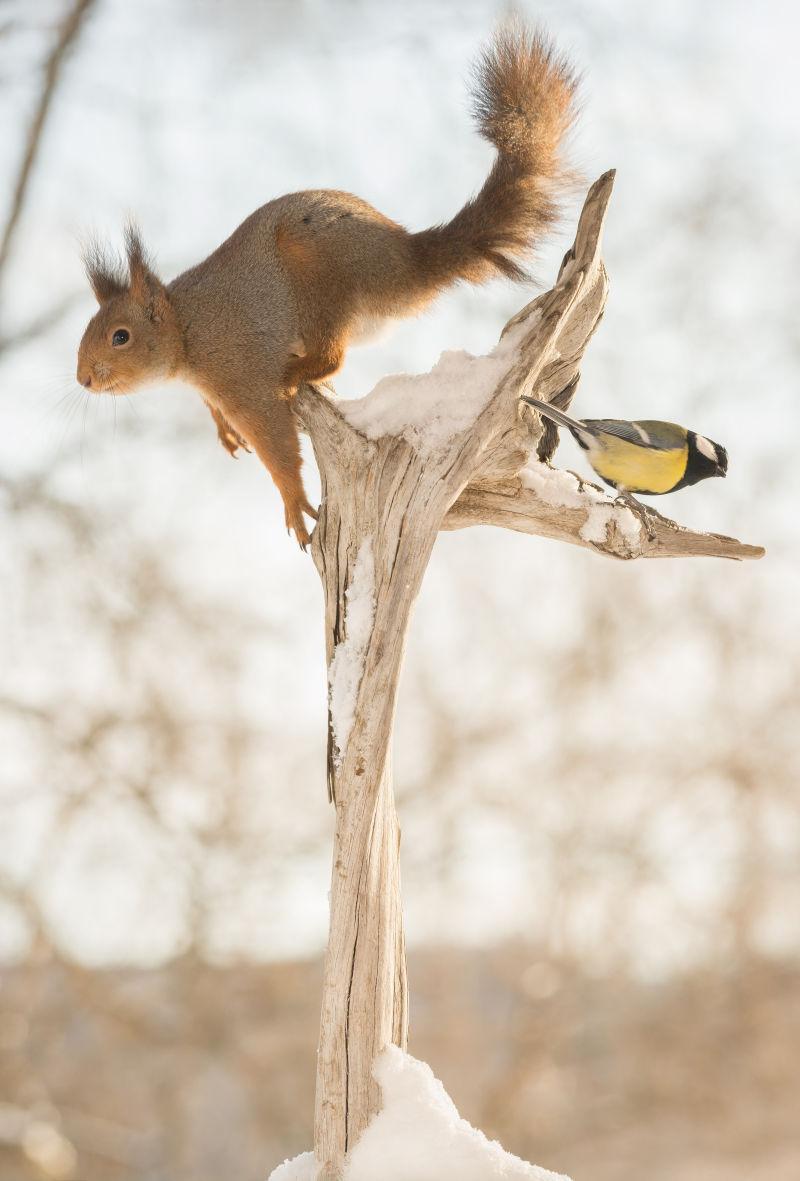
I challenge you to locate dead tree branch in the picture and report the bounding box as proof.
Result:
[443,475,765,560]
[291,168,761,1179]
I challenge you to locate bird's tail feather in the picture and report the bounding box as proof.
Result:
[521,395,591,441]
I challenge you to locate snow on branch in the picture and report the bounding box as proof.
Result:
[297,169,764,565]
[443,468,765,561]
[328,538,376,761]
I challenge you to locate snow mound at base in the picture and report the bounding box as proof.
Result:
[268,1046,570,1181]
[269,1154,315,1180]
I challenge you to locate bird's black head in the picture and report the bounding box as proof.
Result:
[679,431,728,488]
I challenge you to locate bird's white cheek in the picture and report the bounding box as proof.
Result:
[695,435,717,461]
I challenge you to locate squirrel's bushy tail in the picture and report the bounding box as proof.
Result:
[412,23,579,287]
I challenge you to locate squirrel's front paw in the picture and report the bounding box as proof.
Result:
[208,405,251,457]
[219,430,247,457]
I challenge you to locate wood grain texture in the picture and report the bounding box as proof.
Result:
[293,169,763,1179]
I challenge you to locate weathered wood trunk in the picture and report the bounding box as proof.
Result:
[314,759,406,1179]
[308,424,444,1177]
[294,170,763,1180]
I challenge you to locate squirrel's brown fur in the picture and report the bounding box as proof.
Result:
[76,23,578,548]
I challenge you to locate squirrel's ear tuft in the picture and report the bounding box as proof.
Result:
[124,223,152,285]
[125,222,170,322]
[83,238,128,304]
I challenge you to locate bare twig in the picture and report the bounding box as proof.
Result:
[0,0,96,279]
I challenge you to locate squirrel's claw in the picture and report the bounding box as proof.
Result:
[220,429,250,457]
[206,403,250,457]
[285,505,313,551]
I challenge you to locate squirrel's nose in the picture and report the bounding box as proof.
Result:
[78,371,92,389]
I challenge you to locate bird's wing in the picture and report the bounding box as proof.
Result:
[583,419,681,451]
[630,420,689,450]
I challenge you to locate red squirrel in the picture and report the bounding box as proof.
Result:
[76,24,578,549]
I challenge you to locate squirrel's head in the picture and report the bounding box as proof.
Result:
[77,226,182,394]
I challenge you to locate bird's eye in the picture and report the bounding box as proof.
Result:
[111,328,130,347]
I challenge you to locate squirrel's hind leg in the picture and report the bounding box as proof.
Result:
[281,336,345,399]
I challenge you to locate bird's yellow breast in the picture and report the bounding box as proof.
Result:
[590,438,688,494]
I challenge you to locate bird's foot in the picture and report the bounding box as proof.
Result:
[616,491,656,540]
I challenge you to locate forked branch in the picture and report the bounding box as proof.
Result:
[293,167,763,1181]
[298,169,764,564]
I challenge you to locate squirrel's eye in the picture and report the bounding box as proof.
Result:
[111,328,130,347]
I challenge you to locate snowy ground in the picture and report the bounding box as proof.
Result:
[269,1048,568,1181]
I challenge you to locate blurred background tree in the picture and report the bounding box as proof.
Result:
[1,1,798,1178]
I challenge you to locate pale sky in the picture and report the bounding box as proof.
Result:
[1,0,798,974]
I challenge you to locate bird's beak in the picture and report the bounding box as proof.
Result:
[717,467,726,478]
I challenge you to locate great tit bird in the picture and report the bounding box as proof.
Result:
[520,396,728,495]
